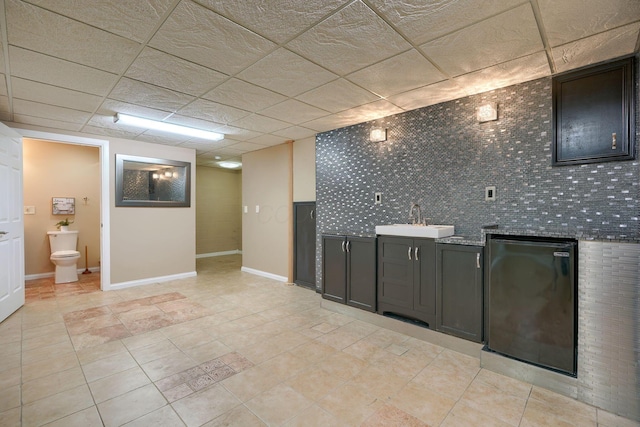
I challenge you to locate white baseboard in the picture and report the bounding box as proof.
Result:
[240,266,288,282]
[25,267,101,281]
[108,271,197,291]
[195,250,242,259]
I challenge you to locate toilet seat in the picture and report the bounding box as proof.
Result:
[51,250,80,258]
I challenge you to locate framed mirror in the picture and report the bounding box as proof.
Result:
[115,154,191,207]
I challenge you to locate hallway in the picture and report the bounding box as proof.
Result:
[0,256,635,426]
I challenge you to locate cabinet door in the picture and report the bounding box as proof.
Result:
[377,236,414,309]
[414,238,436,325]
[436,244,483,342]
[294,202,316,289]
[322,235,346,303]
[347,237,376,312]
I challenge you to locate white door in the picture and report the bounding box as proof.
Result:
[0,123,24,323]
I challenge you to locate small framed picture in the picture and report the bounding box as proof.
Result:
[52,197,75,215]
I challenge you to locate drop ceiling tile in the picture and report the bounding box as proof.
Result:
[165,115,225,132]
[272,126,317,140]
[9,46,118,96]
[295,78,379,113]
[420,4,543,77]
[247,134,288,146]
[203,78,287,111]
[212,125,261,142]
[552,23,640,73]
[208,146,247,157]
[225,141,268,152]
[137,129,191,144]
[87,114,144,135]
[302,114,360,133]
[98,100,172,121]
[177,139,231,150]
[125,48,228,96]
[538,0,640,46]
[0,95,9,112]
[236,48,337,97]
[334,99,404,124]
[149,0,276,75]
[24,0,175,43]
[259,100,329,124]
[13,114,83,132]
[193,0,345,43]
[287,0,411,75]
[178,99,250,124]
[347,49,446,97]
[0,112,11,121]
[110,77,195,112]
[82,124,143,140]
[6,0,140,74]
[11,77,102,112]
[0,75,7,96]
[230,114,290,133]
[453,52,550,96]
[386,80,469,111]
[12,99,91,124]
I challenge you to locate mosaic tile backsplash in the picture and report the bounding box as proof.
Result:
[316,71,639,289]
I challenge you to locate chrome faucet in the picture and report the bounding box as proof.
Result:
[409,203,422,225]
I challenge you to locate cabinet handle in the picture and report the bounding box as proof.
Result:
[341,241,346,252]
[476,253,481,269]
[408,246,412,261]
[346,240,351,253]
[611,133,617,150]
[414,247,419,261]
[310,209,315,220]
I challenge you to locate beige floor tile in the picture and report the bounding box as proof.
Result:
[22,322,67,341]
[171,384,241,427]
[123,404,186,426]
[315,328,362,350]
[43,406,103,427]
[0,366,21,389]
[0,407,21,427]
[22,339,76,365]
[203,404,266,426]
[0,352,21,374]
[283,403,343,427]
[286,366,346,401]
[182,340,233,364]
[246,383,314,425]
[22,331,71,352]
[0,384,20,413]
[129,339,181,364]
[521,387,597,427]
[361,403,429,427]
[317,351,368,380]
[459,374,527,426]
[411,363,476,401]
[170,330,216,350]
[390,381,456,425]
[22,384,94,427]
[76,339,127,365]
[98,383,167,427]
[141,351,198,382]
[441,401,514,427]
[350,364,409,400]
[318,382,384,426]
[89,366,151,403]
[22,352,80,383]
[343,339,386,362]
[289,340,337,363]
[22,366,86,404]
[259,351,311,382]
[597,409,640,427]
[221,364,281,402]
[121,329,166,350]
[474,369,532,399]
[82,350,138,383]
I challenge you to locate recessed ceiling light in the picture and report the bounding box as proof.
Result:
[214,156,222,160]
[114,113,224,141]
[218,161,242,169]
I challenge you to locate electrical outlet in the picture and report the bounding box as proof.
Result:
[375,192,382,205]
[243,206,248,214]
[485,186,496,201]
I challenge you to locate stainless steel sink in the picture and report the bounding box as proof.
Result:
[375,224,455,238]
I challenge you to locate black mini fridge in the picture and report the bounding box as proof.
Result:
[486,236,577,376]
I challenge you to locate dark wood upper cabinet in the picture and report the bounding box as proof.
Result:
[552,57,635,166]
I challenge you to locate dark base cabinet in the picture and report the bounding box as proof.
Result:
[436,244,483,343]
[322,235,376,312]
[377,236,436,327]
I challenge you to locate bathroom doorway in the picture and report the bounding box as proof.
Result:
[17,129,110,290]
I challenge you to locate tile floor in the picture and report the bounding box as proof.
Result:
[1,255,638,427]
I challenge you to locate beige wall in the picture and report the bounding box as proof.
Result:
[109,138,196,285]
[196,166,242,255]
[23,139,100,276]
[242,143,292,278]
[293,136,316,202]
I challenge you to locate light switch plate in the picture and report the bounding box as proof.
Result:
[375,192,382,205]
[255,205,260,213]
[485,186,496,201]
[24,206,36,215]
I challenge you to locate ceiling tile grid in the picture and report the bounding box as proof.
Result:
[0,0,637,167]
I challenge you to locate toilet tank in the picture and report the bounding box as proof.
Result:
[47,231,78,252]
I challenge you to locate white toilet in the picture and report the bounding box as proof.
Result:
[47,230,81,284]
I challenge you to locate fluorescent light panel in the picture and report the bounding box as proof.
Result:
[114,113,224,141]
[218,161,242,169]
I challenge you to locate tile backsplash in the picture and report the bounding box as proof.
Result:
[316,69,639,288]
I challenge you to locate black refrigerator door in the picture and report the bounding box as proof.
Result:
[487,238,577,375]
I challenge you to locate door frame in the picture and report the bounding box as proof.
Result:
[13,128,111,290]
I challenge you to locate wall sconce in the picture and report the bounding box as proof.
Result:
[370,127,387,142]
[152,173,159,179]
[164,171,173,177]
[477,102,498,123]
